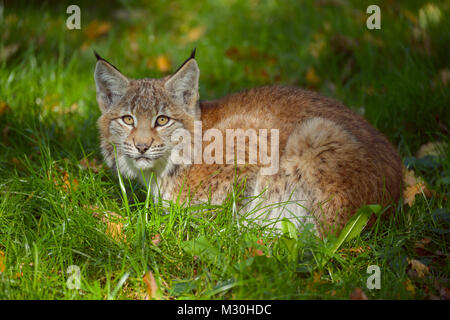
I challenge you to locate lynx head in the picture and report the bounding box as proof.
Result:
[94,49,199,180]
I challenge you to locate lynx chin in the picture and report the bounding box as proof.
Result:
[94,49,402,235]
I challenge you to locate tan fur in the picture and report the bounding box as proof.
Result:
[94,53,402,235]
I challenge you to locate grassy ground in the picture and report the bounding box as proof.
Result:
[0,0,449,300]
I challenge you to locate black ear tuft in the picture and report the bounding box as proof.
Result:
[173,48,197,74]
[93,50,103,61]
[93,50,122,73]
[189,47,196,60]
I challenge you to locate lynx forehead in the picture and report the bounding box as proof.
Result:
[94,49,402,236]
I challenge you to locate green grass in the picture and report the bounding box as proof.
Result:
[0,0,449,299]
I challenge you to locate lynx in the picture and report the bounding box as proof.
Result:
[94,49,402,235]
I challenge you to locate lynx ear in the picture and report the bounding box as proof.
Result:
[94,52,129,112]
[164,49,199,115]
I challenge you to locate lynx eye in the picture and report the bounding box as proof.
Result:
[122,115,134,126]
[156,115,170,127]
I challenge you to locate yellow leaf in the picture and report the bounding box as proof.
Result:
[187,26,205,42]
[402,167,432,206]
[0,251,5,273]
[312,271,322,284]
[156,55,172,73]
[408,259,430,278]
[89,206,126,242]
[404,279,415,294]
[305,67,321,88]
[403,182,431,206]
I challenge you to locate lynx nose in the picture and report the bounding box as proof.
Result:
[135,143,150,154]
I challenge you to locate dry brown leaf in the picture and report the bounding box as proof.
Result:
[84,20,111,40]
[312,271,323,284]
[53,169,78,192]
[79,157,103,173]
[143,271,162,300]
[403,167,432,206]
[0,251,5,273]
[305,67,321,88]
[415,237,431,249]
[350,287,368,300]
[89,206,126,242]
[404,183,431,206]
[408,259,430,278]
[416,141,447,158]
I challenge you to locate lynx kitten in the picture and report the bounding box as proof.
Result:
[94,49,402,235]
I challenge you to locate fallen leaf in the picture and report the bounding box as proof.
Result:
[350,287,368,300]
[143,271,162,300]
[187,26,205,42]
[402,167,432,206]
[89,206,126,242]
[403,183,432,206]
[156,55,172,73]
[408,259,430,278]
[79,157,103,173]
[106,220,124,241]
[0,251,5,273]
[339,246,371,257]
[312,271,322,284]
[415,237,431,249]
[404,279,415,295]
[84,20,111,40]
[305,67,321,88]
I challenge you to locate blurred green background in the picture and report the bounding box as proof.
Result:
[0,0,449,300]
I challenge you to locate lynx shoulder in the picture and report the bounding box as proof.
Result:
[94,50,402,235]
